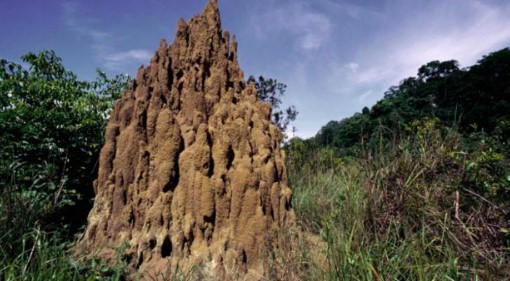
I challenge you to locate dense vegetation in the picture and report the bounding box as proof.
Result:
[0,51,130,280]
[283,48,510,280]
[312,48,510,155]
[1,48,509,280]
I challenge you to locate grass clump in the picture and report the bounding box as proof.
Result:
[0,158,129,281]
[0,228,77,281]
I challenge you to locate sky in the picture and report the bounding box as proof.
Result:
[1,0,510,138]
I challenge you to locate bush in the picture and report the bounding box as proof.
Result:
[0,50,129,231]
[0,50,130,280]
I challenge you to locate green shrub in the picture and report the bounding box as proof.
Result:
[0,50,130,231]
[0,50,130,280]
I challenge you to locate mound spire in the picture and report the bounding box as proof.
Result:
[76,0,294,278]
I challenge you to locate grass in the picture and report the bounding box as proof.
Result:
[0,159,128,281]
[286,120,510,280]
[0,228,80,281]
[0,227,131,281]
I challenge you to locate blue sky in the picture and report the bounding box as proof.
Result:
[2,0,510,138]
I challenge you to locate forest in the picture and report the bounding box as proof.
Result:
[1,47,509,280]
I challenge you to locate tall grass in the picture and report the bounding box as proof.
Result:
[0,229,80,281]
[287,119,510,280]
[0,159,128,280]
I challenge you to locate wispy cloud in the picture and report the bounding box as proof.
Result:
[358,90,373,103]
[62,2,151,71]
[252,2,332,51]
[352,0,510,86]
[394,1,510,69]
[321,0,384,21]
[345,62,359,73]
[287,0,510,138]
[326,0,510,101]
[104,49,152,70]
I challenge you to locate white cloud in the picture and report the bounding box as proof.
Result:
[354,66,393,84]
[326,0,510,103]
[109,50,152,61]
[104,49,152,70]
[331,62,392,86]
[367,0,510,84]
[251,2,332,51]
[345,62,359,72]
[358,90,373,103]
[62,2,151,71]
[321,0,384,21]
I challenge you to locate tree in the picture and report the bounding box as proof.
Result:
[247,75,298,140]
[461,48,510,135]
[0,50,130,232]
[417,60,459,82]
[308,48,510,157]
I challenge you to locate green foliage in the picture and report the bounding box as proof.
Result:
[248,75,298,140]
[76,242,131,281]
[461,48,510,135]
[462,132,510,200]
[0,228,80,281]
[0,50,130,279]
[314,48,510,154]
[0,159,69,260]
[0,50,130,231]
[0,227,130,281]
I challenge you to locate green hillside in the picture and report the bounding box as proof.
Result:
[311,48,510,155]
[284,48,510,280]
